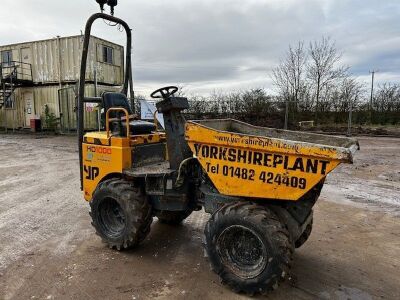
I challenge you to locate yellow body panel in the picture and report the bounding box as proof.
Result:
[185,122,353,201]
[82,131,166,201]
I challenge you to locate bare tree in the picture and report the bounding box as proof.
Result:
[374,83,400,112]
[272,42,307,128]
[176,84,187,97]
[307,37,348,123]
[272,42,307,104]
[372,83,400,124]
[340,77,364,111]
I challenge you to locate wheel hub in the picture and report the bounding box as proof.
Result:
[217,225,268,279]
[98,198,126,238]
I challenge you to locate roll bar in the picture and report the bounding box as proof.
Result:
[78,12,133,190]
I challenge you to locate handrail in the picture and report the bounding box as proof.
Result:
[0,61,33,82]
[106,108,130,138]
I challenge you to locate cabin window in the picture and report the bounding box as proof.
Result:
[102,46,114,64]
[1,50,13,66]
[4,94,14,109]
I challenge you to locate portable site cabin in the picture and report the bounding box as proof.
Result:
[0,35,124,131]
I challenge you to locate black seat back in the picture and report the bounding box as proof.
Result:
[101,92,156,136]
[102,92,133,119]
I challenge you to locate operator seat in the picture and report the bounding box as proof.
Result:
[102,92,156,135]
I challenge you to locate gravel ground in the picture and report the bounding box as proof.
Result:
[0,134,399,300]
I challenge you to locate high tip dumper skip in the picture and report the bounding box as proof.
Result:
[78,1,359,295]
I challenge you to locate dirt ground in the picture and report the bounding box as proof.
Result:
[0,134,399,300]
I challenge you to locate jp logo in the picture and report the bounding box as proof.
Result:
[84,165,99,180]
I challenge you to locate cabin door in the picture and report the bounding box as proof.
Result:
[24,92,34,127]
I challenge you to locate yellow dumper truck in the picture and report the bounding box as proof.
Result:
[78,3,359,295]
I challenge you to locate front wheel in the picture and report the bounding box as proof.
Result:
[90,178,153,250]
[204,202,293,295]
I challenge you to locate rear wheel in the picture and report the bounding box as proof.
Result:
[90,178,152,250]
[204,202,293,295]
[156,209,193,225]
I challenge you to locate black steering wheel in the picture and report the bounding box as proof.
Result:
[150,86,178,99]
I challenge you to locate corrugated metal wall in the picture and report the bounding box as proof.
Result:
[0,35,125,130]
[0,36,124,85]
[0,84,120,130]
[58,84,121,131]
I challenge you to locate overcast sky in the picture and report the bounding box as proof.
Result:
[0,0,399,96]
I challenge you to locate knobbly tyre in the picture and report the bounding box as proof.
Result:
[78,1,360,295]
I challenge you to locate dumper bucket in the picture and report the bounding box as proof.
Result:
[185,119,359,201]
